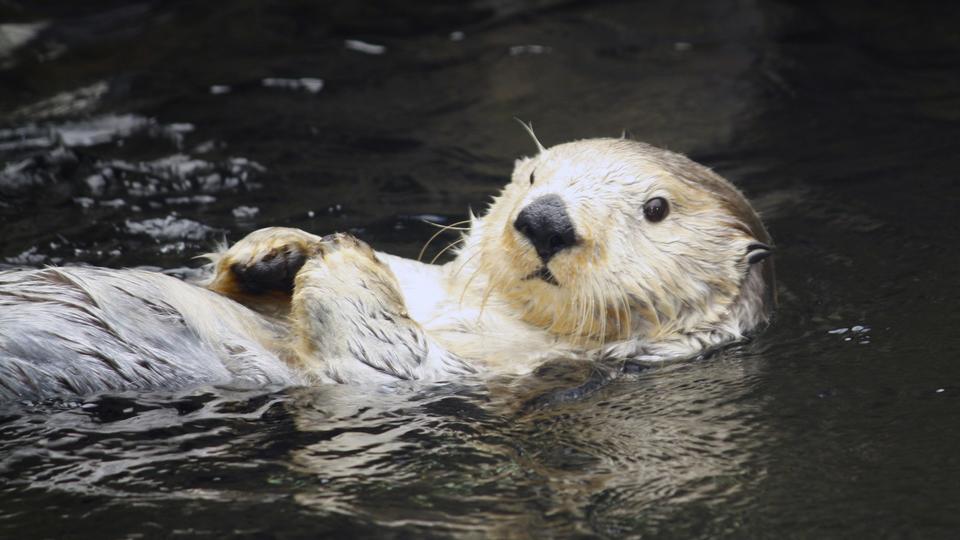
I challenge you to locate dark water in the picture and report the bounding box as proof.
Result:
[1,0,959,537]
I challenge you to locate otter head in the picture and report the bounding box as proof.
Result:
[470,137,774,353]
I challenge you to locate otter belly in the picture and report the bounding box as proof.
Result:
[0,267,298,401]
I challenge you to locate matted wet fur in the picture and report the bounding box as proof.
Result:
[0,137,774,400]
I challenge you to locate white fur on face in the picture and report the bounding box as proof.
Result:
[468,138,773,351]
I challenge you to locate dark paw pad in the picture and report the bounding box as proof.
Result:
[230,248,308,295]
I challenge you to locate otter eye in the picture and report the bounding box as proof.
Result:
[529,171,535,185]
[643,197,669,222]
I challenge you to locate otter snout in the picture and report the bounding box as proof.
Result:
[514,194,578,262]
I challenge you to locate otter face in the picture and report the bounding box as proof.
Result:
[473,138,774,347]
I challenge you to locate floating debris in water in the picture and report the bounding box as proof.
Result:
[449,31,465,42]
[344,39,386,55]
[210,85,231,95]
[262,77,324,94]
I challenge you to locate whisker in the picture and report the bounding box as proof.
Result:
[478,277,496,319]
[458,259,485,307]
[590,279,602,343]
[616,285,632,340]
[477,261,504,317]
[429,238,465,265]
[417,220,471,262]
[575,282,590,342]
[596,280,608,347]
[480,257,517,320]
[451,249,481,281]
[421,219,471,230]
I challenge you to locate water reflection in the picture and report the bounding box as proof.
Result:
[280,350,770,535]
[0,349,773,536]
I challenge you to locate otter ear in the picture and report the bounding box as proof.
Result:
[745,242,773,265]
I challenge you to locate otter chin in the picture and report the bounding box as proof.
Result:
[0,136,774,400]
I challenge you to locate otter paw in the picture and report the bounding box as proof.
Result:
[210,227,323,296]
[295,233,401,307]
[230,244,308,295]
[316,232,377,258]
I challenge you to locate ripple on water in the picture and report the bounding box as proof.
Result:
[125,215,217,242]
[0,111,268,268]
[2,1,959,536]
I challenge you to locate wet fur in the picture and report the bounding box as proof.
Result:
[0,138,774,400]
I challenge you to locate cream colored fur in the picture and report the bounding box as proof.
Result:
[0,137,773,399]
[378,138,775,372]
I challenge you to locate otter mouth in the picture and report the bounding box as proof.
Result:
[523,266,559,286]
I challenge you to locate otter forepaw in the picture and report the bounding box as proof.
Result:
[315,232,378,260]
[230,244,309,295]
[208,227,323,297]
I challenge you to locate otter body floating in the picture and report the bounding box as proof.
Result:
[0,138,774,400]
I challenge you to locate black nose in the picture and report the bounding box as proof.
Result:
[513,194,578,262]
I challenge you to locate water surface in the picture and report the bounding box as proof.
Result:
[1,1,959,537]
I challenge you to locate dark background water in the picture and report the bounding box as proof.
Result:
[1,0,959,538]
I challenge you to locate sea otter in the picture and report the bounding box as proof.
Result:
[0,137,774,400]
